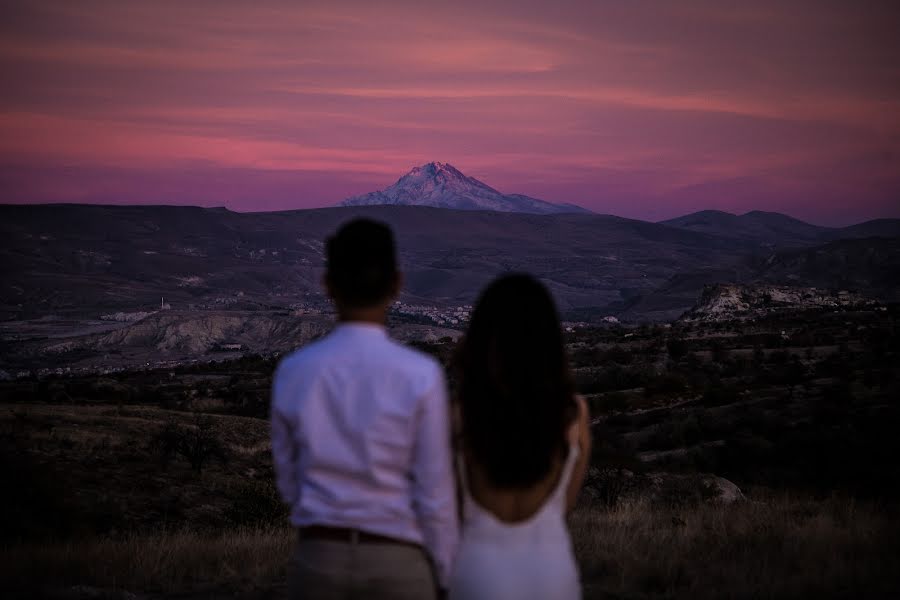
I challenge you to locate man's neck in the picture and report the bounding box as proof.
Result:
[337,305,388,325]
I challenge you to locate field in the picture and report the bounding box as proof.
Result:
[3,496,897,599]
[2,304,899,598]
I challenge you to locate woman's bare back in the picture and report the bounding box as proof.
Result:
[456,395,591,523]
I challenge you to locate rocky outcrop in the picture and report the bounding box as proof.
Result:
[681,283,876,322]
[585,467,744,506]
[26,311,462,373]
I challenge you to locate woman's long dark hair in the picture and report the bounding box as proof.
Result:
[456,273,576,489]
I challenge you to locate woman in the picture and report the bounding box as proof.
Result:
[449,274,591,600]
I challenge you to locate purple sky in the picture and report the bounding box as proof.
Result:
[2,0,899,225]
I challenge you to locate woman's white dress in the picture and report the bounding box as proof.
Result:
[448,444,581,600]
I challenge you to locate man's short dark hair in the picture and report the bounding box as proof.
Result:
[326,218,398,307]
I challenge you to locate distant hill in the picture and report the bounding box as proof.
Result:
[621,235,900,322]
[753,236,900,299]
[661,210,900,249]
[341,161,590,214]
[0,203,748,320]
[660,210,828,246]
[615,267,753,323]
[826,218,900,241]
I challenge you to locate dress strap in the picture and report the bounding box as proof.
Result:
[455,451,469,493]
[553,406,583,500]
[455,451,482,522]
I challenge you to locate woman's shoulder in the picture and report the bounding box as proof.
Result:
[574,394,588,418]
[567,395,589,444]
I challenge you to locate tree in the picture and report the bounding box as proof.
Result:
[667,337,688,361]
[151,413,227,474]
[179,413,227,473]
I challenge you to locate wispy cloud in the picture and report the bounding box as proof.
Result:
[1,0,898,223]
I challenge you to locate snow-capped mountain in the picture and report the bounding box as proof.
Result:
[340,162,590,214]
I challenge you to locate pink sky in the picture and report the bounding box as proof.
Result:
[2,0,899,225]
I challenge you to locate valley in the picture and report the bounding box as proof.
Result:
[2,203,898,377]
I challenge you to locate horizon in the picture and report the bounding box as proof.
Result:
[2,1,899,226]
[4,195,894,229]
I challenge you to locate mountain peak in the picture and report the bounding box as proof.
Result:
[340,162,590,215]
[412,161,453,173]
[400,161,472,186]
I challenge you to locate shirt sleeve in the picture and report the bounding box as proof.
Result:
[270,367,299,506]
[411,364,460,589]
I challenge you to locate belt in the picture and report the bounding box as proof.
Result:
[298,525,421,549]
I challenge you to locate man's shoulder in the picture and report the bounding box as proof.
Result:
[273,334,334,380]
[382,337,443,375]
[273,331,441,378]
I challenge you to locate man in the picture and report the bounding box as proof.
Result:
[271,218,458,599]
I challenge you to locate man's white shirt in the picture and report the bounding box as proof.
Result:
[271,322,459,587]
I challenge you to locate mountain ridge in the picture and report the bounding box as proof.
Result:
[2,204,897,326]
[660,209,829,245]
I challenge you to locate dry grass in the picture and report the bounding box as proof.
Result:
[572,494,900,599]
[3,495,897,599]
[0,527,294,597]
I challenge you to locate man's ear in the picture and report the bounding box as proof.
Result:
[322,273,334,300]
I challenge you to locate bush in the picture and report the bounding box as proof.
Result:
[577,366,646,394]
[586,467,630,508]
[591,392,631,414]
[151,414,227,474]
[667,337,688,361]
[644,373,688,398]
[152,419,183,468]
[225,480,288,528]
[701,383,739,407]
[646,416,703,450]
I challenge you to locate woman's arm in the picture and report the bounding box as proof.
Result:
[565,394,592,511]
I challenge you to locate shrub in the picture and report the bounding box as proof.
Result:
[151,414,227,474]
[179,414,228,473]
[577,366,646,394]
[225,480,288,528]
[644,373,688,398]
[701,383,739,407]
[152,419,183,468]
[592,392,630,414]
[667,337,688,361]
[586,467,630,508]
